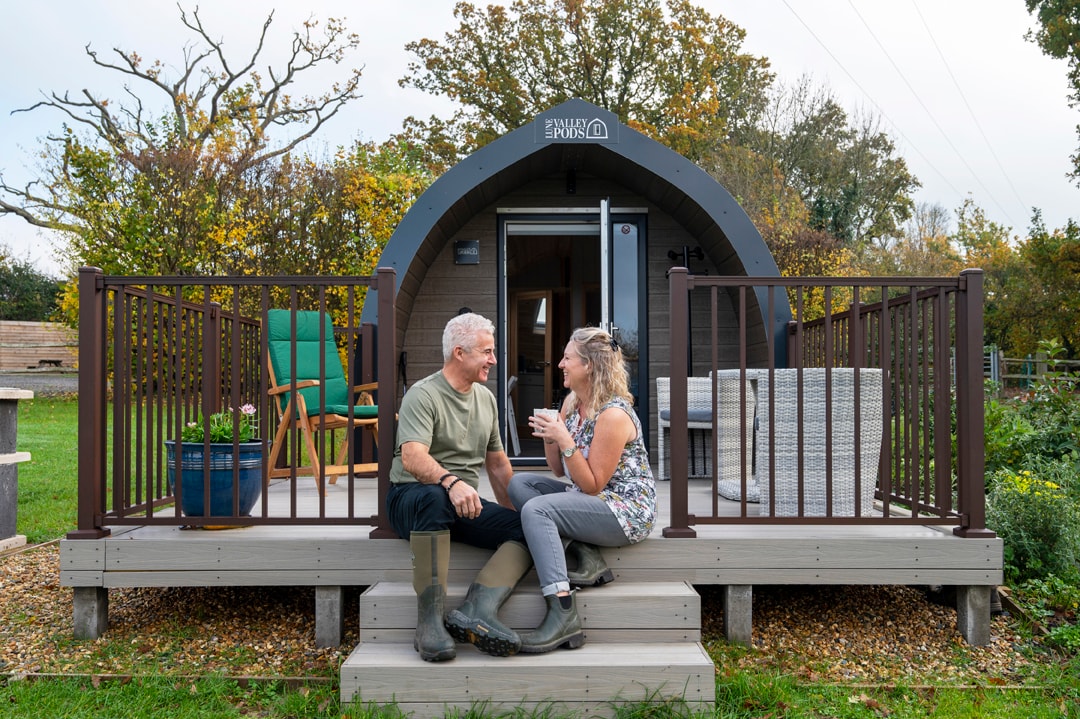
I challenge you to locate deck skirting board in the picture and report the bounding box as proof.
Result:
[62,534,1001,574]
[64,566,1000,589]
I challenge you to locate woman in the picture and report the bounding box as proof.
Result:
[508,327,656,653]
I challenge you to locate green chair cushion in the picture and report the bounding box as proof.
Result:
[267,310,375,418]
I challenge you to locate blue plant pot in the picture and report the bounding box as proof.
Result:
[164,440,263,517]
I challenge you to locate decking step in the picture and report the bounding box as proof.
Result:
[340,640,717,718]
[359,581,701,643]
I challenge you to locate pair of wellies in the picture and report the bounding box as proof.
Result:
[410,531,613,661]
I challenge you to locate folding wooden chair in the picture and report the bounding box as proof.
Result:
[266,309,380,494]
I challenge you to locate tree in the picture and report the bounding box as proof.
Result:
[0,6,365,278]
[727,77,919,250]
[1025,0,1080,180]
[0,246,61,321]
[951,198,1021,352]
[251,139,435,318]
[858,202,963,276]
[995,211,1080,356]
[399,0,774,161]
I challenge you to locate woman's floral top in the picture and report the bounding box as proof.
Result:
[565,396,656,543]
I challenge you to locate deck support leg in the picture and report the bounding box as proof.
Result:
[723,585,752,645]
[956,585,991,646]
[315,585,344,648]
[73,586,108,639]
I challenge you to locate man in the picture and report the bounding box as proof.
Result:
[386,312,532,661]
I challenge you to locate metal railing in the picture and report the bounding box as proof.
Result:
[69,265,991,542]
[663,268,992,539]
[69,267,398,538]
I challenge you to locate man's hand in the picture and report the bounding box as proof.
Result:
[448,480,483,519]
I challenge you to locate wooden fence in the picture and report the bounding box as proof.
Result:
[0,321,78,370]
[986,349,1080,394]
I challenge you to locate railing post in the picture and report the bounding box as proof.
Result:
[954,269,994,538]
[205,303,222,414]
[664,267,694,538]
[371,267,398,538]
[69,267,110,539]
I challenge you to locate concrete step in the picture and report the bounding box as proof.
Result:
[359,580,701,643]
[340,640,716,718]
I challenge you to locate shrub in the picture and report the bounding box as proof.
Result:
[985,340,1080,478]
[984,394,1037,476]
[986,467,1080,585]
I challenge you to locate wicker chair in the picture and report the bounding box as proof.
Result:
[752,368,884,517]
[656,375,755,484]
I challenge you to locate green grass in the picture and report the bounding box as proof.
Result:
[3,671,1079,719]
[14,397,83,543]
[7,397,1080,718]
[0,676,353,719]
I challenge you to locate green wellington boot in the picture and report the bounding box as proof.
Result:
[410,530,456,662]
[519,592,586,653]
[565,540,614,588]
[445,540,533,656]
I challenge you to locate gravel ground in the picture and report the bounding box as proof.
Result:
[0,370,79,397]
[1,543,1038,684]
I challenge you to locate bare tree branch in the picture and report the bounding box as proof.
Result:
[1,3,365,240]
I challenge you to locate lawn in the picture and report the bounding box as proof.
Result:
[12,397,82,543]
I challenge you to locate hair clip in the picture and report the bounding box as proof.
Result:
[609,338,619,351]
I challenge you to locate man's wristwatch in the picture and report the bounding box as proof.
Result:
[561,445,577,458]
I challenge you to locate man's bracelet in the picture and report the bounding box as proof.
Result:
[437,472,456,487]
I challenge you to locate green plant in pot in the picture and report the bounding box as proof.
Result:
[166,404,264,517]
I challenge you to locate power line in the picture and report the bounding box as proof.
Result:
[844,0,1017,227]
[909,0,1030,218]
[777,0,966,201]
[779,0,1020,227]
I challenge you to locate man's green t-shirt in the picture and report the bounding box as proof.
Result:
[390,370,504,489]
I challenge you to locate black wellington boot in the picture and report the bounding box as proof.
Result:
[565,540,614,588]
[519,592,586,654]
[410,530,456,662]
[445,540,532,656]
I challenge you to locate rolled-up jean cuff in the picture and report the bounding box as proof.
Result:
[542,580,570,597]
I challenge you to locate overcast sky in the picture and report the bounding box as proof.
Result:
[2,0,1076,276]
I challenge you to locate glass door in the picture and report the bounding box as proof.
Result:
[500,206,646,462]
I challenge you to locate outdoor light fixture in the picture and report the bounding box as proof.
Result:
[667,246,704,266]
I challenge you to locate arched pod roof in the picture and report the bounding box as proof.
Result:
[363,99,790,355]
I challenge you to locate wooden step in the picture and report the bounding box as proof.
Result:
[359,581,701,643]
[340,640,716,718]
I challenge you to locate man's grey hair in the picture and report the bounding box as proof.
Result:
[443,312,495,361]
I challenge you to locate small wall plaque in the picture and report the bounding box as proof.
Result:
[454,240,480,264]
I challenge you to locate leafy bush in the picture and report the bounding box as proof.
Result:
[984,393,1038,475]
[1019,575,1080,614]
[985,341,1080,479]
[1047,623,1080,654]
[1015,575,1080,655]
[0,250,61,321]
[987,468,1080,585]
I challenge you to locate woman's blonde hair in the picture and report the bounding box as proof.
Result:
[563,327,632,418]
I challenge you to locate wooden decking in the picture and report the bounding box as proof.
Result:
[59,470,1002,624]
